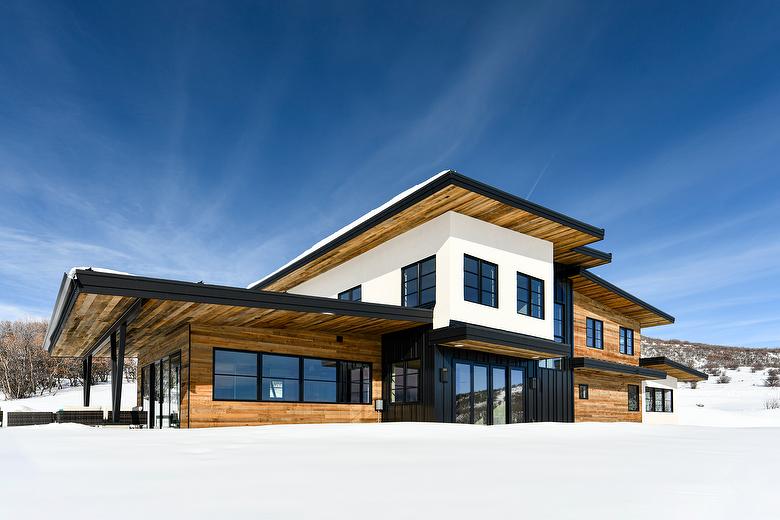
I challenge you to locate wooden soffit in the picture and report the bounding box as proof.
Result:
[639,357,708,382]
[429,322,570,360]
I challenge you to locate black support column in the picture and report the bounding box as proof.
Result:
[82,355,92,407]
[111,324,126,423]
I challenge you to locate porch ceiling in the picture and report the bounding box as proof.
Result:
[430,321,570,360]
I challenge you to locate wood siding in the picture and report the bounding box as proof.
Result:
[187,325,382,428]
[574,369,642,422]
[573,291,642,364]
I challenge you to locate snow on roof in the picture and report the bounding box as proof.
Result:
[247,170,451,289]
[67,266,133,279]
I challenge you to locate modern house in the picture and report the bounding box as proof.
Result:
[42,170,700,428]
[639,357,708,424]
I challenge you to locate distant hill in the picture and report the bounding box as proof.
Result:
[642,337,780,370]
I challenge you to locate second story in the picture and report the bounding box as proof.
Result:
[248,170,674,349]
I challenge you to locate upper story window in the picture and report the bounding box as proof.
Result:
[464,255,498,308]
[402,256,436,308]
[517,272,544,319]
[585,318,603,349]
[338,285,362,302]
[619,327,634,355]
[553,279,567,343]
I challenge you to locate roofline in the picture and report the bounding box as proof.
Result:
[639,356,708,381]
[429,320,571,358]
[571,245,613,264]
[571,357,667,379]
[44,269,433,354]
[252,170,605,289]
[574,267,675,325]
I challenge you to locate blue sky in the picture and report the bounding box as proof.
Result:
[1,1,779,347]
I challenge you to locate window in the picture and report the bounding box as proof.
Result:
[303,358,337,403]
[538,358,562,370]
[585,318,603,349]
[554,279,567,343]
[464,255,498,307]
[517,272,544,319]
[628,384,639,411]
[578,384,589,399]
[338,285,362,302]
[214,350,258,401]
[391,359,420,403]
[212,349,370,404]
[619,327,634,355]
[646,387,673,412]
[510,369,524,423]
[402,257,436,308]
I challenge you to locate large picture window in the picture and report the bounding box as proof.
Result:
[619,327,634,355]
[402,257,436,308]
[645,387,673,412]
[586,318,603,349]
[214,349,258,401]
[390,359,420,403]
[517,272,544,319]
[212,348,371,404]
[464,255,498,307]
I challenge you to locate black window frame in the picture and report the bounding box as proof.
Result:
[645,387,674,413]
[585,317,604,349]
[627,384,640,411]
[338,285,362,302]
[390,359,420,404]
[212,347,372,405]
[578,384,589,399]
[212,348,260,402]
[553,279,568,344]
[517,272,544,319]
[619,327,634,356]
[464,254,498,308]
[401,256,436,309]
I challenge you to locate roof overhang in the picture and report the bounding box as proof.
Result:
[571,357,667,379]
[429,321,570,359]
[252,171,605,291]
[639,357,708,382]
[555,246,612,268]
[569,268,675,328]
[44,269,433,358]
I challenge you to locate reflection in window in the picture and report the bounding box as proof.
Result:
[338,285,362,302]
[390,359,420,403]
[402,257,436,308]
[491,367,507,425]
[510,369,524,423]
[455,363,471,424]
[578,384,589,400]
[646,387,675,412]
[262,354,299,401]
[517,273,544,319]
[620,327,634,355]
[473,365,488,425]
[214,350,258,400]
[586,318,603,349]
[303,358,337,402]
[464,255,498,307]
[628,384,639,411]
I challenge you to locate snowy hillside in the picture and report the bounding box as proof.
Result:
[676,367,780,427]
[643,336,780,368]
[1,382,137,412]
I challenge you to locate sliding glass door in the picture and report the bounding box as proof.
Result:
[454,362,525,425]
[143,352,181,429]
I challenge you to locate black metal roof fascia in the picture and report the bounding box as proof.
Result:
[571,245,613,263]
[575,268,676,324]
[73,270,433,322]
[43,273,81,353]
[571,357,667,379]
[252,170,605,290]
[430,321,571,358]
[639,356,708,380]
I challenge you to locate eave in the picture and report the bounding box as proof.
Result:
[430,321,570,359]
[639,357,708,382]
[555,246,613,268]
[251,170,605,292]
[569,268,675,328]
[572,357,667,379]
[44,269,433,358]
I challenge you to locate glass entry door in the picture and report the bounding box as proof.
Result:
[143,352,181,429]
[455,362,525,425]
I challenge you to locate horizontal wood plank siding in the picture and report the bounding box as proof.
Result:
[573,291,642,364]
[188,325,382,428]
[574,369,642,422]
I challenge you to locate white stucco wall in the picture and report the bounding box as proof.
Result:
[642,376,678,425]
[288,211,555,339]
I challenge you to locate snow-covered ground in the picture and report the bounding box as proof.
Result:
[0,382,137,412]
[676,367,780,427]
[1,422,777,519]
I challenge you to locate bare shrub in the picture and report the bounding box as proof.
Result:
[704,365,722,376]
[752,364,765,373]
[724,360,740,370]
[765,397,780,410]
[716,372,731,384]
